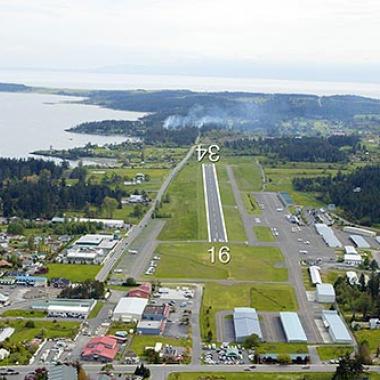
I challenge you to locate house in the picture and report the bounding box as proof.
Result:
[0,348,9,360]
[0,259,12,268]
[81,336,118,362]
[127,194,146,204]
[346,271,359,285]
[127,283,152,299]
[369,318,380,330]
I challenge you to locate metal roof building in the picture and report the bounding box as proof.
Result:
[280,312,307,342]
[343,226,376,237]
[315,223,342,248]
[309,266,322,285]
[112,297,148,322]
[316,283,336,303]
[344,254,363,266]
[233,307,263,342]
[344,246,358,255]
[322,310,352,343]
[350,235,370,249]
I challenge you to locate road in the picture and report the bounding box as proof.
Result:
[202,163,228,243]
[96,143,197,282]
[7,363,380,380]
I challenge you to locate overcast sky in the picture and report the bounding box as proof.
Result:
[1,0,380,81]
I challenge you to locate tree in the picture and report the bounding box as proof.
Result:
[7,221,24,235]
[277,353,291,365]
[134,364,150,379]
[124,277,137,286]
[102,196,119,218]
[25,320,35,328]
[27,235,35,251]
[332,354,364,380]
[357,340,372,365]
[242,334,260,349]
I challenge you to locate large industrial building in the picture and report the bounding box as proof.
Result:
[233,307,263,342]
[280,312,307,343]
[32,298,96,318]
[112,297,148,322]
[343,226,376,237]
[316,283,336,303]
[315,223,342,248]
[350,235,370,249]
[344,254,363,266]
[322,310,352,343]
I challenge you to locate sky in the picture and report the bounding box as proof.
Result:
[1,0,380,82]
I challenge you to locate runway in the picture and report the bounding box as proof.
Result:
[202,163,228,243]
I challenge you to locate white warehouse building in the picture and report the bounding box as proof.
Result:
[315,223,342,248]
[112,297,148,322]
[316,283,336,303]
[344,254,363,266]
[322,310,352,344]
[309,266,322,285]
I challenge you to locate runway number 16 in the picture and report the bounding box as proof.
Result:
[209,246,231,264]
[196,144,220,162]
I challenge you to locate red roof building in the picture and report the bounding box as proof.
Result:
[81,336,118,363]
[127,282,152,299]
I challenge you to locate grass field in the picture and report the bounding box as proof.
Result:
[250,284,298,311]
[1,309,47,318]
[227,156,262,192]
[88,301,104,319]
[87,167,170,192]
[201,283,253,340]
[253,226,275,242]
[0,319,80,344]
[242,192,261,215]
[256,342,307,355]
[355,329,380,354]
[129,335,191,356]
[216,163,247,241]
[153,243,287,281]
[46,263,100,282]
[316,345,354,361]
[168,373,334,380]
[264,167,338,207]
[159,162,207,241]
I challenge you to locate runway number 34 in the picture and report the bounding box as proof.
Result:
[208,246,231,264]
[196,144,220,162]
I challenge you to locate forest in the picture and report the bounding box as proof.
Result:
[293,165,380,225]
[224,135,360,162]
[0,159,125,219]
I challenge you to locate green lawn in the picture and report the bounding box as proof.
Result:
[264,167,338,207]
[256,342,307,355]
[168,373,334,380]
[159,162,207,241]
[129,335,191,356]
[0,319,80,344]
[253,226,275,242]
[228,156,262,192]
[1,310,47,318]
[242,192,261,215]
[355,329,380,354]
[316,345,354,361]
[46,263,100,282]
[250,284,298,311]
[88,301,104,319]
[216,163,247,241]
[153,243,287,281]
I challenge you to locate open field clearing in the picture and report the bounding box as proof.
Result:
[253,226,275,242]
[316,345,354,361]
[153,243,287,281]
[46,263,101,282]
[130,335,191,356]
[256,342,307,355]
[159,163,207,241]
[250,284,298,311]
[355,329,380,354]
[227,156,262,192]
[216,163,246,241]
[264,167,338,207]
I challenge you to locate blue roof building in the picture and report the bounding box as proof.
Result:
[322,310,352,343]
[280,312,307,342]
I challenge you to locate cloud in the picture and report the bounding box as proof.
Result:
[0,0,380,71]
